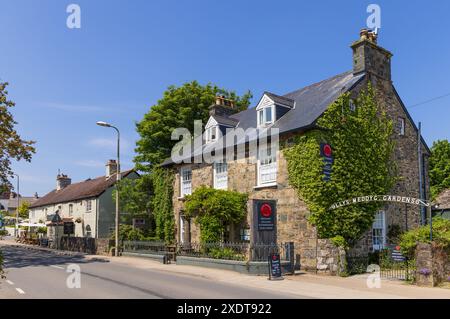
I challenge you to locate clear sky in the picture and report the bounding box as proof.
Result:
[1,0,449,196]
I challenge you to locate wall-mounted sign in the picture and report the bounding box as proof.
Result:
[63,222,75,235]
[320,143,333,182]
[257,201,275,231]
[388,245,406,262]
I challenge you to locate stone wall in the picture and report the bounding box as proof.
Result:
[415,243,450,287]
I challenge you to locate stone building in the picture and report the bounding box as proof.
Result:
[29,160,139,238]
[162,29,431,270]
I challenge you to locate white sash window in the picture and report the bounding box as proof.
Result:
[181,168,192,197]
[213,162,228,190]
[258,146,277,185]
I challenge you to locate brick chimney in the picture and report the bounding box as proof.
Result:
[56,174,71,191]
[105,159,118,178]
[351,28,393,81]
[209,95,238,116]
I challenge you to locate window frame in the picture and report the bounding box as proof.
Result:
[213,162,228,190]
[180,167,192,197]
[257,145,278,186]
[86,199,92,212]
[398,117,405,136]
[257,106,275,127]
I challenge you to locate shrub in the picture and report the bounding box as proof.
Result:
[184,186,248,243]
[37,227,47,234]
[209,247,245,261]
[399,217,450,258]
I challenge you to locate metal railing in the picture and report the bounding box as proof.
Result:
[122,240,167,255]
[120,240,290,263]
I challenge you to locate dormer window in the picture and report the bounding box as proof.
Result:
[206,125,217,143]
[257,106,274,127]
[256,92,294,128]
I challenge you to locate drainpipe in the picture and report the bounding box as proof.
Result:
[417,122,426,225]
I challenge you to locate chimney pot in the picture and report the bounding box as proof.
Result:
[56,173,71,191]
[106,159,118,178]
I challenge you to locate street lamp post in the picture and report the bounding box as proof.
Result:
[96,121,121,257]
[14,174,19,238]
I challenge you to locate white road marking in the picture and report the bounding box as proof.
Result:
[6,280,14,285]
[50,265,65,270]
[15,288,25,294]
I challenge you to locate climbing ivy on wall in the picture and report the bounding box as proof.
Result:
[184,186,248,243]
[151,167,175,242]
[284,85,397,248]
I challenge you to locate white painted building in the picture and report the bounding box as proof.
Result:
[29,160,139,238]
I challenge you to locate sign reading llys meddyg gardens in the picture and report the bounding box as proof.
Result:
[329,195,430,210]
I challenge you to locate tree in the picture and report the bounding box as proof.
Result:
[0,82,36,186]
[113,175,153,224]
[284,86,396,248]
[134,81,252,170]
[429,139,450,199]
[184,186,248,243]
[18,201,30,219]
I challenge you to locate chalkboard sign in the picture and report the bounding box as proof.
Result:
[257,201,275,231]
[268,253,283,280]
[64,222,75,235]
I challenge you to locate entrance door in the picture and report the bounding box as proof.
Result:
[252,200,277,244]
[252,200,277,261]
[179,214,190,245]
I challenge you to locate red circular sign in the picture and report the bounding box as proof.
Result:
[260,203,272,218]
[323,144,332,157]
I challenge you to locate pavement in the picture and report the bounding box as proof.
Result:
[1,239,450,299]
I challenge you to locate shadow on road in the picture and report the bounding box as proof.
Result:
[1,245,110,269]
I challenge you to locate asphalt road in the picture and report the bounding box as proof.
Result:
[0,245,304,299]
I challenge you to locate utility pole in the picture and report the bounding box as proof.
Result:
[96,121,121,257]
[14,174,19,238]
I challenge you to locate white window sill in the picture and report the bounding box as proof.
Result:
[253,182,278,189]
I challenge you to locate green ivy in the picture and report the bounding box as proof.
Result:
[284,85,396,248]
[184,186,248,243]
[152,167,175,242]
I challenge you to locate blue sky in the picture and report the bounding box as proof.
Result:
[1,0,449,196]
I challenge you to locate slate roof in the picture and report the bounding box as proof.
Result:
[211,114,240,127]
[161,71,364,166]
[263,92,295,108]
[29,170,135,209]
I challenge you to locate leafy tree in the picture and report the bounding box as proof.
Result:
[429,139,450,199]
[18,201,30,219]
[184,186,248,243]
[113,175,153,224]
[134,81,252,170]
[284,86,396,248]
[0,82,36,186]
